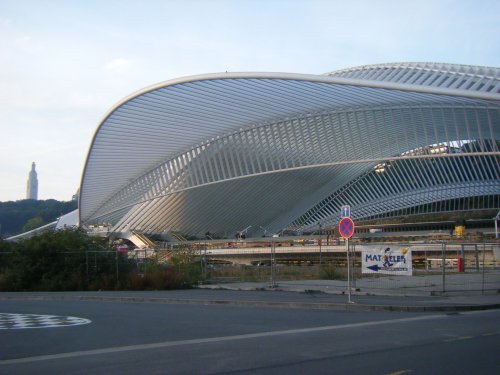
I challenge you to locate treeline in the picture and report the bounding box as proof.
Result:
[0,199,77,237]
[0,229,201,291]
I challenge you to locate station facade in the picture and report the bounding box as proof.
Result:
[79,63,500,241]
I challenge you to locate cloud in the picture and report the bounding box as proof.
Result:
[105,58,134,73]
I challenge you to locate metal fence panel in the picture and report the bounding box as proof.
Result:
[202,241,500,296]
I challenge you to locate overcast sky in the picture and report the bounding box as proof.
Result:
[0,0,498,202]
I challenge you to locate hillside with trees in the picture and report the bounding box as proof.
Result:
[0,199,77,238]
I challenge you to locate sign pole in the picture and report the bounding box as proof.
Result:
[339,214,354,304]
[346,238,351,303]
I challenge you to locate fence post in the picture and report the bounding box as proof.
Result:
[475,244,479,272]
[270,240,277,288]
[461,244,465,272]
[86,250,89,285]
[203,242,207,281]
[352,243,356,289]
[115,249,119,289]
[441,242,446,294]
[482,243,486,295]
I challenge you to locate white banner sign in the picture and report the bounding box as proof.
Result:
[361,245,412,276]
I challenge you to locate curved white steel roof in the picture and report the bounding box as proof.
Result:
[326,62,500,94]
[79,63,500,239]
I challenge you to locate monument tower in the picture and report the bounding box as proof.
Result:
[26,162,38,200]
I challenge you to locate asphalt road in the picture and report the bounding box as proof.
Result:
[1,298,499,374]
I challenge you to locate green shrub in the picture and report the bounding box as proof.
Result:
[320,264,340,280]
[0,229,204,291]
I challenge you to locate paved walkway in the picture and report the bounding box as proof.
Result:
[199,276,500,295]
[197,278,500,311]
[1,283,499,312]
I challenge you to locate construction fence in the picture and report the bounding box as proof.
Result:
[1,242,498,295]
[0,249,198,291]
[199,241,500,296]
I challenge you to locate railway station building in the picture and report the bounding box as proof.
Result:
[78,62,500,243]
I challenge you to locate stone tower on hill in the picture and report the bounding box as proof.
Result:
[26,162,38,200]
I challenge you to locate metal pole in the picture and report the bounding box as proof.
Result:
[352,243,356,289]
[346,238,351,303]
[319,223,322,267]
[482,243,486,295]
[461,244,465,272]
[86,250,89,285]
[495,211,499,239]
[441,242,446,294]
[475,244,479,272]
[203,242,207,280]
[270,240,276,288]
[115,249,119,289]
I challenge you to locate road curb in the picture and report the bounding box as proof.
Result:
[1,294,499,313]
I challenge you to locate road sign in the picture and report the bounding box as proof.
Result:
[341,205,350,218]
[362,246,412,275]
[339,217,355,239]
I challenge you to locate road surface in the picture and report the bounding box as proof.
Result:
[1,297,499,374]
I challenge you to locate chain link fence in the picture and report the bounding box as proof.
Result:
[200,241,500,296]
[0,250,133,290]
[1,242,498,295]
[0,248,201,291]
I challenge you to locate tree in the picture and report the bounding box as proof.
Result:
[0,199,77,236]
[170,245,202,286]
[0,228,134,291]
[22,217,45,232]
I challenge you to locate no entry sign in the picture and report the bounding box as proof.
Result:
[339,217,355,239]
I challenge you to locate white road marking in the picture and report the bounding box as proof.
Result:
[0,314,447,365]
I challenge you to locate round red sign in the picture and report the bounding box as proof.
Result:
[339,217,355,239]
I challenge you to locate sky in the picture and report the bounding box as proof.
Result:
[0,0,498,202]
